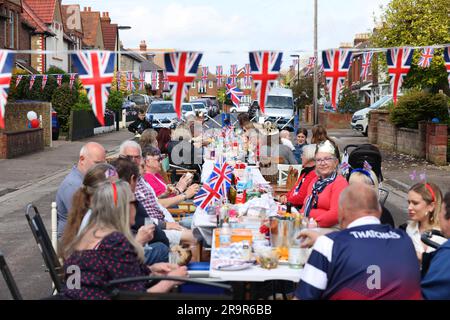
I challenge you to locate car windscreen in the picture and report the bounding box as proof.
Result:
[193,103,206,110]
[149,103,175,113]
[369,96,391,109]
[265,96,294,109]
[129,95,146,105]
[182,104,192,111]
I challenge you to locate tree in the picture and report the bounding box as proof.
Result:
[371,0,450,94]
[106,90,124,112]
[291,76,318,109]
[338,88,364,113]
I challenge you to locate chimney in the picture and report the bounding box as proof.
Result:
[101,12,111,23]
[140,40,147,52]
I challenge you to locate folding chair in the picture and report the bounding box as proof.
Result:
[0,251,23,300]
[106,275,233,300]
[25,204,64,293]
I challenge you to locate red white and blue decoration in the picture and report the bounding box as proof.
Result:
[322,49,353,110]
[0,50,14,129]
[56,74,63,87]
[29,74,36,90]
[162,71,169,91]
[194,161,233,211]
[15,75,22,88]
[164,51,203,119]
[418,47,434,69]
[386,47,414,105]
[72,51,114,126]
[225,78,244,108]
[116,71,121,90]
[243,63,252,88]
[139,72,146,91]
[41,75,48,91]
[69,73,76,90]
[201,66,209,89]
[443,46,450,88]
[126,71,134,92]
[229,64,238,86]
[360,52,373,79]
[151,71,159,90]
[216,65,224,87]
[305,57,316,75]
[249,51,283,113]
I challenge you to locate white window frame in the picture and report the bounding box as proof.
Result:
[9,10,15,48]
[192,81,196,88]
[208,80,213,89]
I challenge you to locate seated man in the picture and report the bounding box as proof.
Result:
[421,192,450,300]
[295,183,422,300]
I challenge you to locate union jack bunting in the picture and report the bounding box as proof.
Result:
[360,52,373,79]
[363,160,373,172]
[71,51,114,126]
[126,72,134,92]
[418,48,434,69]
[162,71,169,91]
[322,49,353,110]
[116,71,121,90]
[139,72,146,91]
[164,51,202,118]
[41,75,48,91]
[339,150,350,176]
[304,57,316,75]
[225,78,244,108]
[243,64,252,88]
[29,74,36,90]
[249,51,283,113]
[69,73,76,90]
[151,71,159,90]
[444,47,450,87]
[56,74,63,87]
[216,65,224,87]
[209,161,233,196]
[229,64,238,86]
[15,75,22,88]
[201,66,209,89]
[0,50,14,129]
[386,48,414,105]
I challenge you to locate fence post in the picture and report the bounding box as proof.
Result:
[122,109,127,129]
[51,202,57,252]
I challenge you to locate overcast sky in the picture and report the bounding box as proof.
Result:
[65,0,390,69]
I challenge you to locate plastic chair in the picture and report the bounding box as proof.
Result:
[0,251,23,300]
[25,204,63,293]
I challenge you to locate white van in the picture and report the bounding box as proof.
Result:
[351,96,393,136]
[262,87,295,131]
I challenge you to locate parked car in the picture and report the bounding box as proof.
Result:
[127,94,150,109]
[182,103,196,119]
[191,101,209,116]
[192,98,216,117]
[52,108,60,140]
[351,96,393,136]
[146,101,178,129]
[230,103,249,113]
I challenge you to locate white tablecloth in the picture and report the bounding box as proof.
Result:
[201,160,268,185]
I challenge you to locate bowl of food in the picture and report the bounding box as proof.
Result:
[255,247,279,270]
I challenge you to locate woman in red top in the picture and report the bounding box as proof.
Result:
[302,140,348,228]
[280,144,317,208]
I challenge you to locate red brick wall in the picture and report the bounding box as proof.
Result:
[16,18,32,66]
[0,1,21,50]
[318,111,352,129]
[0,128,44,159]
[427,123,448,166]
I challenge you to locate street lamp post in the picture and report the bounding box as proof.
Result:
[290,54,301,120]
[116,26,131,131]
[313,0,319,125]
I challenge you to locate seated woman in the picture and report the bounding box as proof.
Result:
[280,144,317,208]
[302,140,348,228]
[400,182,445,262]
[61,180,187,300]
[293,128,308,164]
[139,129,159,151]
[348,168,395,227]
[421,192,450,300]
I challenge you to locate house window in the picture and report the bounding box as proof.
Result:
[192,81,196,88]
[208,81,213,89]
[9,10,14,48]
[15,12,19,49]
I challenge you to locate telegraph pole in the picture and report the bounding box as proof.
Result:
[313,0,319,125]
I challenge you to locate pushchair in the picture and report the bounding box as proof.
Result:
[421,230,447,276]
[344,144,383,182]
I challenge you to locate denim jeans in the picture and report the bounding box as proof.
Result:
[144,242,170,265]
[180,216,193,229]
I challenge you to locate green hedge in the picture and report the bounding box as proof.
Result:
[390,90,449,129]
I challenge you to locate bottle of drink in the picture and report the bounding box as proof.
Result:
[219,222,232,248]
[288,220,304,269]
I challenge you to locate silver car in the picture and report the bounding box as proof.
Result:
[146,101,178,128]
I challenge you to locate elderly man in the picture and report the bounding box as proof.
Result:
[295,183,422,300]
[421,192,450,300]
[119,140,198,250]
[56,142,106,237]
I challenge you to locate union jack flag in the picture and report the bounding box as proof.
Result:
[201,66,209,89]
[151,71,159,90]
[41,75,48,91]
[29,74,36,90]
[194,161,233,210]
[116,71,121,90]
[72,51,114,126]
[322,49,353,110]
[304,57,316,75]
[339,150,350,176]
[363,160,373,172]
[15,75,22,88]
[444,46,450,88]
[162,71,169,91]
[216,65,224,87]
[386,47,414,105]
[226,79,244,108]
[360,52,373,79]
[164,51,202,119]
[418,48,434,69]
[243,64,252,88]
[229,64,238,86]
[69,73,77,90]
[56,74,63,87]
[139,72,146,91]
[0,50,14,129]
[126,72,134,92]
[249,51,283,113]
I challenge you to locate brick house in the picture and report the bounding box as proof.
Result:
[130,41,164,95]
[187,66,217,102]
[61,4,83,50]
[0,0,36,72]
[22,0,73,73]
[80,6,103,49]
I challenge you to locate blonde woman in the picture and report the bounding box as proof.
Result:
[62,180,187,300]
